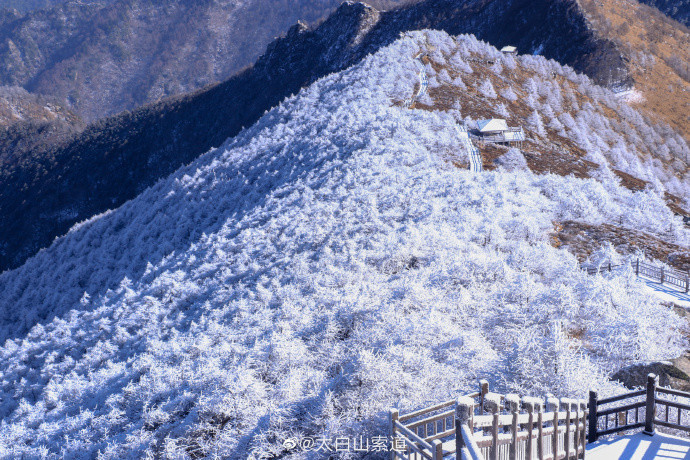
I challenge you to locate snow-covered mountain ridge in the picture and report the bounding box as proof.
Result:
[0,31,688,458]
[0,0,640,274]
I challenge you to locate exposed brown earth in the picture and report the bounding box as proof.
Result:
[551,220,690,270]
[408,48,690,216]
[579,0,690,145]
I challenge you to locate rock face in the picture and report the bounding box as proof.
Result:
[612,361,690,390]
[0,0,636,272]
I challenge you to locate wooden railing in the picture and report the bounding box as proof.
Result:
[583,262,624,275]
[391,382,587,460]
[583,258,690,294]
[588,373,690,443]
[587,387,646,442]
[456,394,587,460]
[390,381,490,460]
[635,259,690,293]
[473,127,526,144]
[393,374,690,460]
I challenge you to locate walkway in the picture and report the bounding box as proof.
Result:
[405,52,481,172]
[586,432,690,459]
[457,125,482,172]
[638,274,690,309]
[584,262,690,307]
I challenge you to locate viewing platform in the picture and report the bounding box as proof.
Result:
[587,432,690,459]
[390,374,690,459]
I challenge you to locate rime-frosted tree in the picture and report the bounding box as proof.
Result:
[452,74,467,90]
[527,110,546,137]
[500,87,518,102]
[437,68,451,85]
[479,78,497,99]
[450,53,473,74]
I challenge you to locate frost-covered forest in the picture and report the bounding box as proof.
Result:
[0,31,689,458]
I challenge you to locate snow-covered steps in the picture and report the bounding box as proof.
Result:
[456,125,482,172]
[405,52,430,107]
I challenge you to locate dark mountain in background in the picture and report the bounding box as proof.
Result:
[0,85,79,126]
[0,0,108,13]
[0,0,651,271]
[0,0,410,122]
[636,0,690,25]
[0,86,82,171]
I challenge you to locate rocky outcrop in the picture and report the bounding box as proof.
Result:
[612,361,690,390]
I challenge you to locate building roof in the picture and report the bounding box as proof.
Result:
[501,46,517,53]
[477,119,509,133]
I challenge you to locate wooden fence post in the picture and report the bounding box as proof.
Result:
[578,400,586,459]
[547,397,559,460]
[538,405,545,460]
[432,440,443,460]
[660,267,665,284]
[608,262,612,272]
[580,401,588,459]
[480,379,490,415]
[561,399,573,459]
[456,396,475,459]
[573,399,580,458]
[587,391,598,444]
[685,272,689,294]
[507,394,520,460]
[389,409,398,460]
[524,399,535,460]
[644,373,657,435]
[484,394,501,460]
[635,259,639,276]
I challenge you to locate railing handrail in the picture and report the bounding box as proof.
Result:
[393,383,587,459]
[657,386,690,399]
[399,399,456,422]
[589,373,690,443]
[597,389,646,405]
[584,258,689,293]
[459,424,485,460]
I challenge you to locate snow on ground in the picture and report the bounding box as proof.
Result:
[0,31,688,459]
[639,275,690,309]
[586,432,690,459]
[617,88,646,104]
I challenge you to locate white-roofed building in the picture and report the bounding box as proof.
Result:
[501,46,518,55]
[477,118,509,134]
[474,118,525,147]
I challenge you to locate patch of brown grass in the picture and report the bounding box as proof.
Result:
[408,44,688,215]
[552,220,690,270]
[614,169,648,191]
[579,0,690,144]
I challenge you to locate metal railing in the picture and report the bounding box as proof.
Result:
[583,259,690,294]
[588,373,690,442]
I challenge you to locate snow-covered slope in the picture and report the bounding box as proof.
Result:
[0,31,687,458]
